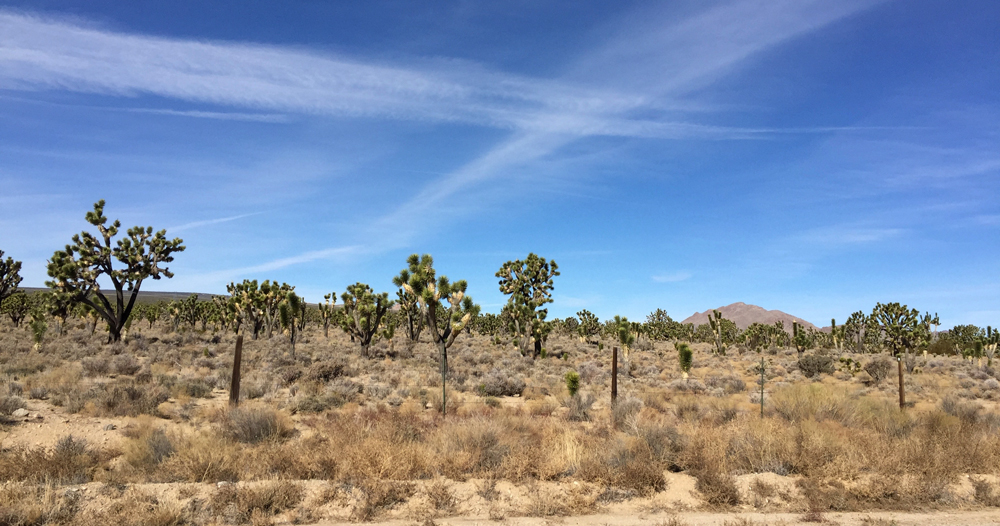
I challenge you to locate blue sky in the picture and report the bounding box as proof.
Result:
[0,0,997,328]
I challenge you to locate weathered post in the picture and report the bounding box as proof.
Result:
[611,346,618,406]
[759,356,766,418]
[229,334,243,408]
[897,354,905,409]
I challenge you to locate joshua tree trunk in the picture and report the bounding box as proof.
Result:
[439,340,448,417]
[897,355,905,409]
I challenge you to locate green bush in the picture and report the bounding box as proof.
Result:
[798,353,835,378]
[564,371,580,396]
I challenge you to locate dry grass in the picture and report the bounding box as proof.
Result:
[2,315,1000,521]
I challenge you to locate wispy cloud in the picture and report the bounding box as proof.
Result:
[0,6,883,141]
[168,212,261,233]
[794,226,904,246]
[652,272,693,283]
[123,108,290,123]
[0,1,883,278]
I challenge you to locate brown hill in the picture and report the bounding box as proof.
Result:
[681,302,816,332]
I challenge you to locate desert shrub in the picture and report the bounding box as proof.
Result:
[0,394,26,415]
[175,378,212,398]
[0,435,100,485]
[477,368,526,397]
[239,380,268,400]
[7,382,23,396]
[365,383,392,400]
[123,423,176,472]
[578,438,666,496]
[28,386,49,400]
[864,358,893,385]
[668,379,707,393]
[612,396,643,429]
[798,354,835,378]
[771,384,854,424]
[218,406,294,444]
[81,355,110,377]
[0,483,81,525]
[210,481,304,524]
[350,479,416,522]
[327,377,361,400]
[93,383,169,417]
[971,476,1000,506]
[706,374,746,394]
[638,423,685,470]
[307,360,347,382]
[77,487,183,526]
[578,361,605,382]
[940,396,982,425]
[425,478,457,512]
[111,354,141,375]
[562,393,595,422]
[296,393,347,413]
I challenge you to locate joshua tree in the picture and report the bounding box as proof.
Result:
[677,342,693,381]
[830,318,843,352]
[392,268,424,342]
[339,282,394,358]
[611,315,636,356]
[400,254,479,416]
[576,309,601,344]
[496,253,559,358]
[260,280,294,338]
[45,200,184,343]
[227,280,267,339]
[792,322,811,355]
[871,302,923,409]
[707,310,726,355]
[44,291,74,336]
[0,250,23,305]
[279,291,305,355]
[981,326,998,367]
[30,310,47,350]
[319,294,335,338]
[2,292,31,327]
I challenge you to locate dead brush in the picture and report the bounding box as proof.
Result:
[970,476,1000,506]
[424,478,457,514]
[215,405,295,444]
[78,487,185,526]
[0,482,81,525]
[348,479,416,522]
[210,481,305,524]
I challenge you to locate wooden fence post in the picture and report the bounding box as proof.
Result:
[229,334,243,408]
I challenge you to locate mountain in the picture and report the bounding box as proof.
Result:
[681,302,817,331]
[20,287,216,304]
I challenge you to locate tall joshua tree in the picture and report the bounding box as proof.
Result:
[393,268,423,342]
[279,291,305,355]
[576,309,601,344]
[708,310,725,355]
[46,200,184,343]
[340,282,393,358]
[401,254,479,416]
[319,294,335,338]
[871,302,923,408]
[0,250,23,304]
[496,253,559,358]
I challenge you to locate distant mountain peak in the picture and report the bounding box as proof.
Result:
[681,302,816,332]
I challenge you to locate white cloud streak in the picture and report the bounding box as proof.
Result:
[168,212,261,233]
[652,272,693,283]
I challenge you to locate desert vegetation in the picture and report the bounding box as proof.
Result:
[1,202,999,525]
